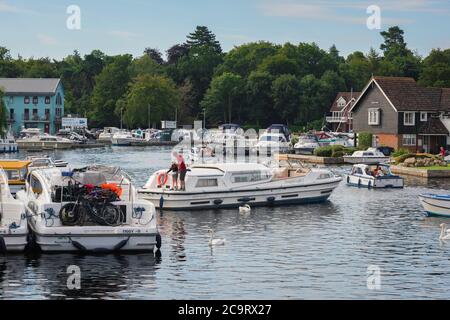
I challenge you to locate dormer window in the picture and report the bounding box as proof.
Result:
[404,112,415,126]
[420,112,428,122]
[368,108,380,125]
[337,97,346,108]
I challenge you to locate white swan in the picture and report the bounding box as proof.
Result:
[208,229,226,246]
[439,223,450,240]
[239,204,251,214]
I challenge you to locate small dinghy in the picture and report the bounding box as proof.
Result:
[0,168,28,252]
[347,163,404,189]
[16,165,161,253]
[419,194,450,217]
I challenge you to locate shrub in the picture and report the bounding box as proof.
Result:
[291,135,299,145]
[314,146,333,157]
[358,132,373,149]
[392,148,409,157]
[331,150,344,158]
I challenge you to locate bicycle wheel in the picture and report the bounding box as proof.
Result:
[59,202,85,226]
[100,204,122,226]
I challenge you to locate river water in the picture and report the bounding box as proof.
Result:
[1,146,450,299]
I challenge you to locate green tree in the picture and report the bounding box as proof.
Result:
[124,74,180,128]
[259,54,299,77]
[246,71,274,126]
[129,54,164,78]
[201,72,245,125]
[271,74,302,125]
[90,54,132,126]
[144,47,164,65]
[419,49,450,87]
[186,26,222,53]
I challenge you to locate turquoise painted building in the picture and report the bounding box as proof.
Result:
[0,78,64,136]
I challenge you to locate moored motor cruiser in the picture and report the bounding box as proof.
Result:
[139,162,342,210]
[16,165,161,253]
[0,168,29,252]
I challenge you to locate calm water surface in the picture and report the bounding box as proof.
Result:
[1,146,450,299]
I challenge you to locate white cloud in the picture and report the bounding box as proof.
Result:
[108,30,142,39]
[0,1,20,12]
[259,0,448,23]
[37,34,57,46]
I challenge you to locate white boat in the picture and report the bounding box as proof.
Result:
[98,127,120,142]
[254,132,291,155]
[16,165,161,252]
[346,164,404,189]
[0,132,18,153]
[0,168,29,252]
[17,134,74,150]
[189,145,216,163]
[138,162,342,210]
[343,148,390,164]
[111,130,134,146]
[419,194,450,217]
[26,156,69,169]
[294,135,320,155]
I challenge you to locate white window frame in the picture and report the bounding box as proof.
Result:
[368,108,380,125]
[402,134,417,146]
[420,112,427,122]
[404,112,415,126]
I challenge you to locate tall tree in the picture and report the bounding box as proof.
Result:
[186,26,222,53]
[201,72,244,125]
[144,47,164,65]
[90,54,132,127]
[419,49,450,87]
[166,43,189,64]
[124,74,180,128]
[271,74,302,125]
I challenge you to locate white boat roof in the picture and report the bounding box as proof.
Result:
[190,162,271,174]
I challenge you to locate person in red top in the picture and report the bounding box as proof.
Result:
[177,154,187,191]
[440,146,446,158]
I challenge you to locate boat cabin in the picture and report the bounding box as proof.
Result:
[0,160,31,193]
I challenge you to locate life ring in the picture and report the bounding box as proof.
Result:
[157,173,168,186]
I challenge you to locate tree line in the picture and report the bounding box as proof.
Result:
[0,25,449,131]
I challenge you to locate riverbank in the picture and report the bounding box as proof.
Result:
[391,165,450,178]
[277,153,345,164]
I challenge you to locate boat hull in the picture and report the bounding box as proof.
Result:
[294,147,315,155]
[0,226,28,252]
[139,179,342,210]
[111,138,133,146]
[419,194,450,217]
[28,218,159,252]
[346,175,404,188]
[0,143,19,153]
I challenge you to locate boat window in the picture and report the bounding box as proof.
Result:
[232,171,272,183]
[196,178,218,188]
[318,173,332,179]
[5,170,20,181]
[30,175,43,195]
[20,167,28,180]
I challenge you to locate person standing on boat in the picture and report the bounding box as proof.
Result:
[167,162,179,190]
[178,154,187,191]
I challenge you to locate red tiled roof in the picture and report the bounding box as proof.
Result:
[373,76,443,111]
[330,92,361,111]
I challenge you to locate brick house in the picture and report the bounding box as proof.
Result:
[326,92,360,132]
[350,76,450,154]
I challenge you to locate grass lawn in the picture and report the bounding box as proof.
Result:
[416,166,450,170]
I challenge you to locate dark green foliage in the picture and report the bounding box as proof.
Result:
[358,132,373,149]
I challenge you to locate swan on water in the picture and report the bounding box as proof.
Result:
[239,204,251,214]
[439,223,450,240]
[208,229,226,246]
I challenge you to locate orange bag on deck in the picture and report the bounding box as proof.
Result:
[101,183,123,198]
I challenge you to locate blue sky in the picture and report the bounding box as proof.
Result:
[1,0,449,60]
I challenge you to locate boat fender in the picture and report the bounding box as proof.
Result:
[113,237,130,251]
[368,181,372,189]
[159,195,164,209]
[267,196,275,202]
[0,236,6,255]
[157,173,168,186]
[156,233,162,249]
[347,176,350,184]
[358,179,361,188]
[69,237,87,252]
[213,199,223,205]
